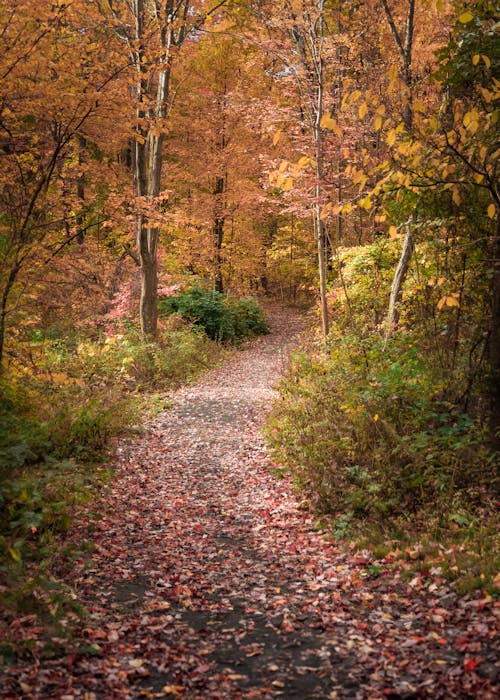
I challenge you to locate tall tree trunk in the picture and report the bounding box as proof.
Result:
[129,0,174,338]
[381,0,415,337]
[488,215,500,447]
[313,1,329,337]
[213,175,225,293]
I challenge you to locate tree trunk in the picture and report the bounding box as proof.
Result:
[313,1,329,338]
[386,220,414,334]
[316,215,329,336]
[76,135,86,244]
[128,0,176,339]
[488,216,500,447]
[213,175,225,293]
[139,248,158,336]
[0,262,21,371]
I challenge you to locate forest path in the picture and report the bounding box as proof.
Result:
[3,305,498,699]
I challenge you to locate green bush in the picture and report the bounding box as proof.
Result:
[158,285,268,343]
[267,334,498,527]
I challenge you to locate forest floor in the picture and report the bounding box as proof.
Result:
[1,305,498,699]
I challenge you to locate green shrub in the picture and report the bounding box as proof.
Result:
[158,285,268,343]
[267,333,498,526]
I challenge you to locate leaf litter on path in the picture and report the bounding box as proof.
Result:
[1,305,498,699]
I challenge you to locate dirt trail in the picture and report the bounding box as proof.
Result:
[2,306,498,699]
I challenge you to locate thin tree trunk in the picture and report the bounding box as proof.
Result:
[386,220,414,334]
[381,0,416,337]
[488,216,500,447]
[313,0,329,337]
[212,175,225,293]
[76,135,86,244]
[0,263,21,371]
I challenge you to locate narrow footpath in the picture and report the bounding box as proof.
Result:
[2,306,498,699]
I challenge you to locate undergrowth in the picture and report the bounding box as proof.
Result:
[0,312,229,631]
[266,238,499,594]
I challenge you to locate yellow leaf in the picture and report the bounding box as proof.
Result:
[452,188,461,206]
[472,54,480,66]
[373,414,379,422]
[320,114,343,138]
[278,160,288,173]
[320,113,334,129]
[438,295,460,309]
[358,102,368,120]
[479,87,493,103]
[273,130,282,146]
[474,173,484,184]
[332,121,343,138]
[297,155,310,167]
[8,548,22,563]
[374,115,383,132]
[482,54,491,69]
[350,89,362,103]
[320,203,332,220]
[488,203,496,219]
[282,178,293,192]
[386,129,397,147]
[359,196,372,211]
[388,225,398,239]
[458,12,473,23]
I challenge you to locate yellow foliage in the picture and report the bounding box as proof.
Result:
[320,203,332,220]
[458,12,474,23]
[437,293,460,310]
[386,129,397,147]
[358,102,368,120]
[320,114,343,138]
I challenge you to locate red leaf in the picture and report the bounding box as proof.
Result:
[464,658,479,672]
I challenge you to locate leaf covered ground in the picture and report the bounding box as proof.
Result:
[1,306,498,699]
